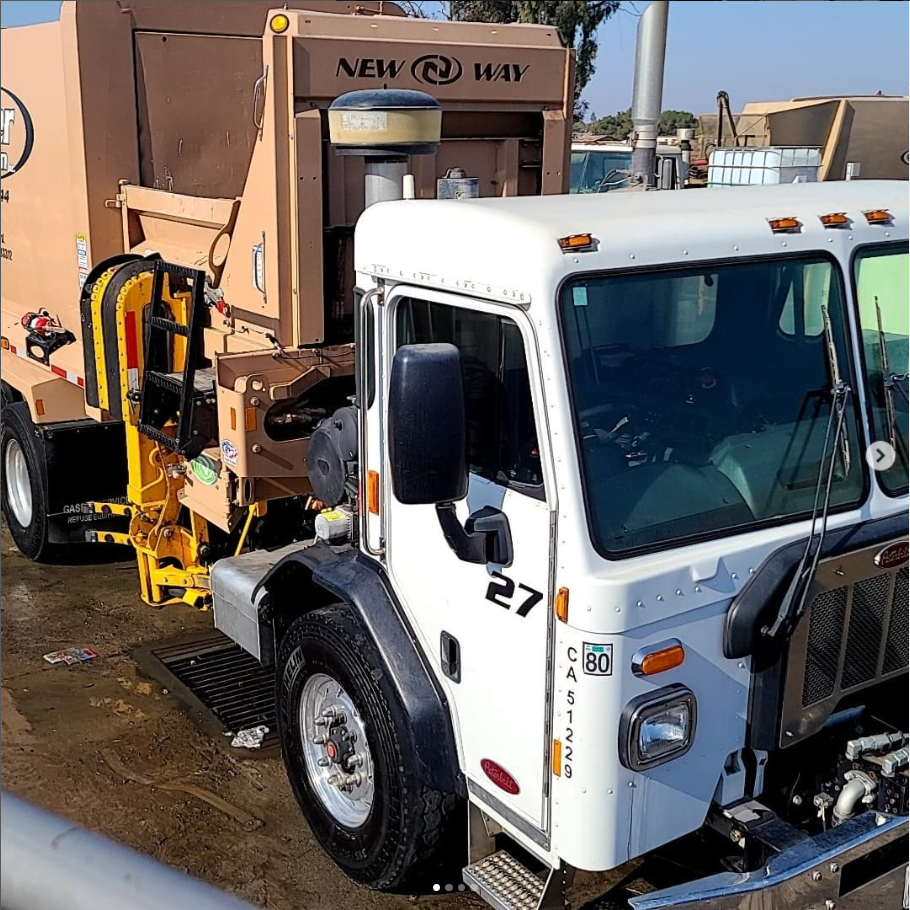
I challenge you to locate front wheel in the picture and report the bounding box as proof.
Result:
[277,605,461,890]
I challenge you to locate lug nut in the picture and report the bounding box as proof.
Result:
[326,774,343,787]
[312,734,328,745]
[318,758,330,767]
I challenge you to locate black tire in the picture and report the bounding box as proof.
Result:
[277,604,462,890]
[1,401,55,561]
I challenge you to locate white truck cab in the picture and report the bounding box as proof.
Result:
[216,180,908,909]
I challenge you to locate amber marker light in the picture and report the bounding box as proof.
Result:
[270,13,290,33]
[632,640,686,677]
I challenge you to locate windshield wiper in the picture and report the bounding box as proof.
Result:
[875,296,909,454]
[762,306,851,644]
[823,304,851,476]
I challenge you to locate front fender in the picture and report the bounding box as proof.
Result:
[256,544,465,797]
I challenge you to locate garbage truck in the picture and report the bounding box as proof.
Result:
[2,3,908,909]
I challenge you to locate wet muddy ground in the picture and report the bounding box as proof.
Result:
[0,520,620,909]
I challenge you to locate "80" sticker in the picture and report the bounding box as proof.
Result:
[583,642,613,676]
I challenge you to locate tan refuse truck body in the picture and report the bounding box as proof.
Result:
[0,2,573,599]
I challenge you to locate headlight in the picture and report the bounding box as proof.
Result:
[620,685,696,771]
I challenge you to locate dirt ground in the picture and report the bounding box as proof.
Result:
[0,520,619,909]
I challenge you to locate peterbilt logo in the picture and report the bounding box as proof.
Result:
[1,88,34,178]
[335,56,529,85]
[874,540,909,569]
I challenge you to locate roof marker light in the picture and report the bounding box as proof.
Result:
[768,217,801,234]
[863,209,891,225]
[819,212,849,228]
[558,233,596,252]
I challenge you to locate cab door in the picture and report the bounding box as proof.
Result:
[381,287,555,832]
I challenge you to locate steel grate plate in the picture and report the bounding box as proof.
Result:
[150,632,277,748]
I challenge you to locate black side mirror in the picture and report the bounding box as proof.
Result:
[389,343,468,505]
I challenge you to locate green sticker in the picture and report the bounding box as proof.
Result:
[190,455,218,486]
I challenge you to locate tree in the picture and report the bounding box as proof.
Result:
[449,1,620,118]
[588,108,698,141]
[659,109,697,135]
[589,109,633,141]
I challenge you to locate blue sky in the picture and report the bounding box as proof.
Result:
[1,1,907,115]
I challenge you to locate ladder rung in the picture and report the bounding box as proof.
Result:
[145,372,184,396]
[155,261,205,281]
[149,316,190,337]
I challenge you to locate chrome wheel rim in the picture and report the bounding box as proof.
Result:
[5,439,33,528]
[300,672,374,828]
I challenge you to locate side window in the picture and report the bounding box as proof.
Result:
[396,298,543,495]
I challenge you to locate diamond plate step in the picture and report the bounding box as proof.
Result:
[463,850,545,910]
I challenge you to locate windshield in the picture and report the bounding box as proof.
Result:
[560,256,865,555]
[570,150,633,193]
[853,243,909,496]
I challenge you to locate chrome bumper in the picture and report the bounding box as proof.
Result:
[631,812,908,910]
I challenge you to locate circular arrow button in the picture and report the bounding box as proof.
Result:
[866,441,897,472]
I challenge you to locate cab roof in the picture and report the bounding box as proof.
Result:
[355,180,907,306]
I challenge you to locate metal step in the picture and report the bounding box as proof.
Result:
[463,850,546,910]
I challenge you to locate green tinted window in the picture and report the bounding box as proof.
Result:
[853,243,909,496]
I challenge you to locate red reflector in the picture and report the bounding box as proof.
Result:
[124,311,139,370]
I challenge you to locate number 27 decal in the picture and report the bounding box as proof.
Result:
[485,571,543,617]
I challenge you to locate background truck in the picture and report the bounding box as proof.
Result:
[2,3,909,910]
[702,92,910,187]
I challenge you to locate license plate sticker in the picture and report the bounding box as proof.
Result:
[583,642,613,676]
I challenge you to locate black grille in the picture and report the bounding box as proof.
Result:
[883,567,909,675]
[781,542,908,748]
[802,586,848,707]
[842,573,890,689]
[802,564,908,710]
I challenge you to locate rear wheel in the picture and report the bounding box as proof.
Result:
[277,604,461,890]
[1,402,54,561]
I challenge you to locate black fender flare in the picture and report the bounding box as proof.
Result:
[255,544,465,797]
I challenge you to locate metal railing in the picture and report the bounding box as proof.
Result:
[1,791,256,910]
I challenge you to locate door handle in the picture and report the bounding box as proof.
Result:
[435,503,513,567]
[252,65,269,138]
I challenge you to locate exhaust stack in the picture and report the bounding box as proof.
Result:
[630,1,670,187]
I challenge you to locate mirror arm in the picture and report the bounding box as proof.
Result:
[435,503,513,567]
